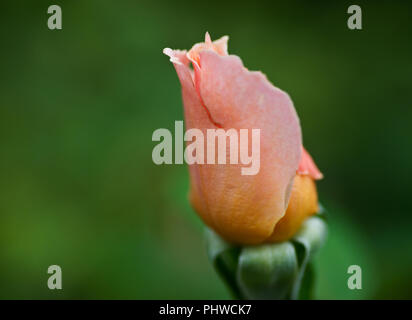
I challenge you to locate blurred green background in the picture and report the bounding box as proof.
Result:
[0,0,411,299]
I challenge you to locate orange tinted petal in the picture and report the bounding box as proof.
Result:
[267,174,319,242]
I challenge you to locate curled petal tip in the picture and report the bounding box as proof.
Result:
[163,47,187,65]
[205,32,212,44]
[163,47,180,64]
[163,47,174,59]
[163,47,172,55]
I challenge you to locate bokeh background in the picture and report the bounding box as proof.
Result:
[1,0,411,299]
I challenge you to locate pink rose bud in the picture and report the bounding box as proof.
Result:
[164,33,322,244]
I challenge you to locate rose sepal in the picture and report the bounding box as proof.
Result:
[205,210,327,300]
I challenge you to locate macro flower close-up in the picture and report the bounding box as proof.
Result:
[2,0,412,308]
[164,33,323,245]
[164,33,327,299]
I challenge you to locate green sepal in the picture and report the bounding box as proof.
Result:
[205,228,242,299]
[237,242,298,299]
[205,211,327,300]
[291,216,327,299]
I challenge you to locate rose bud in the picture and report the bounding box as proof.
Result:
[164,33,322,244]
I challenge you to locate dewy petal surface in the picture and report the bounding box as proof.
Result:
[164,34,302,244]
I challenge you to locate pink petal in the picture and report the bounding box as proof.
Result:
[164,34,302,244]
[297,146,323,180]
